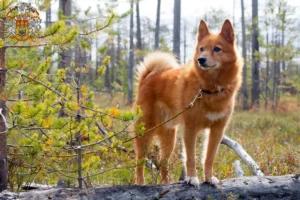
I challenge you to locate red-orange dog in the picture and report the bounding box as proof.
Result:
[134,19,242,186]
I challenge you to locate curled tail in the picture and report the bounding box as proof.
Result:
[136,51,180,82]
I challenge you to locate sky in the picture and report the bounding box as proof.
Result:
[19,0,300,62]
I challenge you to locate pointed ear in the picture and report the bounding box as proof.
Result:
[198,20,210,41]
[220,19,235,44]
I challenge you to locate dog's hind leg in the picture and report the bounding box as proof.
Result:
[157,127,176,184]
[134,119,155,185]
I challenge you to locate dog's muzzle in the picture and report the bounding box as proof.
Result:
[198,57,218,68]
[198,57,207,67]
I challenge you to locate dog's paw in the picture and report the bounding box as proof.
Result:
[206,176,219,186]
[184,176,200,187]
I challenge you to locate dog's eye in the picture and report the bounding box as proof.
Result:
[213,47,221,52]
[200,47,204,52]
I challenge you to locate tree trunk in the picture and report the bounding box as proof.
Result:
[173,0,181,60]
[0,17,7,192]
[128,1,134,104]
[154,0,161,49]
[282,31,285,71]
[265,27,270,109]
[251,0,260,106]
[183,20,187,64]
[45,5,52,80]
[46,5,51,28]
[95,37,100,82]
[1,175,299,199]
[110,39,115,87]
[275,41,281,108]
[117,27,121,66]
[58,0,72,75]
[115,26,122,86]
[74,44,81,86]
[136,0,142,51]
[105,40,111,90]
[241,0,248,110]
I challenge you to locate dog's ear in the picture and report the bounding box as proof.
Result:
[220,19,235,44]
[198,20,210,41]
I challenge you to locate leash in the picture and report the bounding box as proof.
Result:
[136,88,204,136]
[125,86,225,144]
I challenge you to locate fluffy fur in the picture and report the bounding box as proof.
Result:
[133,19,242,186]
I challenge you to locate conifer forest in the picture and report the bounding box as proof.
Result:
[0,0,299,199]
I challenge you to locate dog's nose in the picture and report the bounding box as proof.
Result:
[198,57,207,65]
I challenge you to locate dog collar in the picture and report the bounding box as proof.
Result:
[201,88,225,94]
[199,85,225,95]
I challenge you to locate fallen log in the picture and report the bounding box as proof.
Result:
[1,174,299,200]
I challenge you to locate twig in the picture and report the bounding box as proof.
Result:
[233,160,245,177]
[78,13,115,36]
[82,164,137,179]
[81,124,130,148]
[15,70,68,101]
[5,32,78,48]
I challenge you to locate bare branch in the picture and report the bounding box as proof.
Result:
[233,160,245,177]
[221,135,264,176]
[15,70,68,101]
[78,13,115,36]
[5,32,77,48]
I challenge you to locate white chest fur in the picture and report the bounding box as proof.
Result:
[205,111,227,121]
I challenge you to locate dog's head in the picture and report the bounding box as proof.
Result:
[194,19,237,71]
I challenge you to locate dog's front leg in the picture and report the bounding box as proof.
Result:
[183,128,199,187]
[203,125,226,185]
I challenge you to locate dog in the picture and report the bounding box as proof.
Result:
[133,19,242,186]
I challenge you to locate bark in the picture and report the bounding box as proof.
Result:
[241,0,249,110]
[136,0,142,51]
[128,1,134,104]
[265,27,270,109]
[1,175,299,200]
[105,40,111,90]
[173,0,181,60]
[282,31,286,71]
[110,40,115,87]
[0,17,7,192]
[183,20,187,63]
[95,36,99,76]
[58,0,72,73]
[251,0,260,106]
[115,27,122,86]
[117,27,121,65]
[154,0,161,49]
[46,6,51,28]
[46,5,52,79]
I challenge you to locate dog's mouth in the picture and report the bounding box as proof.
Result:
[198,63,218,70]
